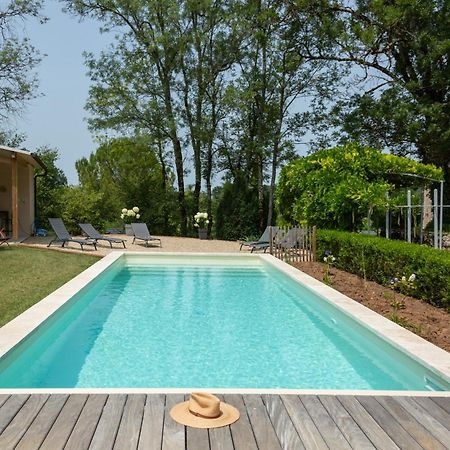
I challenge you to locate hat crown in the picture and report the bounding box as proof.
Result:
[188,393,221,419]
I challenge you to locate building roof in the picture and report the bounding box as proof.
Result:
[0,145,46,170]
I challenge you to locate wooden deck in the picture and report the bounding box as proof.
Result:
[0,394,449,449]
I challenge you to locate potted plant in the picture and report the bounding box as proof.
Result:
[121,207,141,235]
[194,212,209,239]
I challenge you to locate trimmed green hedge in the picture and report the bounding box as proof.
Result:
[317,229,450,309]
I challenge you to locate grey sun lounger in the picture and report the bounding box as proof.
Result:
[240,226,278,252]
[47,218,97,251]
[79,223,126,248]
[278,227,304,249]
[131,223,161,247]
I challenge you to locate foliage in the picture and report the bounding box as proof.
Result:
[0,246,98,327]
[35,147,68,229]
[317,229,450,309]
[288,0,450,173]
[215,173,262,240]
[276,143,443,230]
[60,186,105,235]
[0,0,46,119]
[76,137,177,234]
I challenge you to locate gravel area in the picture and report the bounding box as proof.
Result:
[21,234,242,255]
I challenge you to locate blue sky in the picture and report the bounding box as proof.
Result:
[21,1,111,184]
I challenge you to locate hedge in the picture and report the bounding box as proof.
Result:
[317,229,450,309]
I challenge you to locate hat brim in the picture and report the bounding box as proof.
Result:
[170,400,240,429]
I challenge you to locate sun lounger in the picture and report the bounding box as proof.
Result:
[79,223,126,248]
[278,227,304,249]
[240,226,278,252]
[0,228,10,247]
[131,223,161,247]
[47,218,97,251]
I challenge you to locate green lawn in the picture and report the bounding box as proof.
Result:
[0,246,100,327]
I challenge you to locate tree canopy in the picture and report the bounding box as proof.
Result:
[276,143,443,230]
[0,0,45,119]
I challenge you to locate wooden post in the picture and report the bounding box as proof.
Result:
[11,153,19,240]
[312,226,317,262]
[269,226,273,255]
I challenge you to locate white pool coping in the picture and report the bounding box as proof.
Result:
[1,251,450,396]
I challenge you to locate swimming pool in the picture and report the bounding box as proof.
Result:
[0,253,449,391]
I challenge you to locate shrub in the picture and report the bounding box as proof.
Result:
[317,229,450,309]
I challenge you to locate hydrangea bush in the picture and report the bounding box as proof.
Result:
[121,206,141,224]
[194,212,209,228]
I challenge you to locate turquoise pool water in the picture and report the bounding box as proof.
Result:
[0,255,448,390]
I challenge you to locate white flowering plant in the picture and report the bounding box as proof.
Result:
[194,212,209,228]
[120,206,141,224]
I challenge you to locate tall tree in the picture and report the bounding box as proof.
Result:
[287,0,450,174]
[0,0,45,119]
[220,0,341,230]
[67,0,189,233]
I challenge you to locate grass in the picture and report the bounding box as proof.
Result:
[0,246,99,327]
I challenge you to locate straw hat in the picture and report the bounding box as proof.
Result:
[170,393,240,428]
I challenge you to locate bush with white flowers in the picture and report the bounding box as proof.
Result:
[120,206,141,224]
[194,212,209,228]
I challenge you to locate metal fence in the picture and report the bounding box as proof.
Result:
[269,226,317,263]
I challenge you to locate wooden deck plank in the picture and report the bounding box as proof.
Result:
[89,394,127,450]
[300,395,352,450]
[280,395,328,450]
[208,395,234,450]
[0,394,30,434]
[15,395,68,450]
[412,397,450,431]
[64,394,108,450]
[40,394,88,450]
[209,426,234,450]
[356,396,422,450]
[186,426,210,450]
[224,394,258,450]
[319,395,375,449]
[0,394,49,449]
[394,397,450,447]
[375,396,446,450]
[161,394,185,450]
[0,395,10,409]
[185,392,209,450]
[431,397,450,415]
[114,394,146,450]
[337,396,399,450]
[243,394,282,450]
[138,394,165,450]
[262,394,304,450]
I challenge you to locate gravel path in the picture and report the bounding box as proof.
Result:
[21,234,243,256]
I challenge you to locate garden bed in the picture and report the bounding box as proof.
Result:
[293,261,450,352]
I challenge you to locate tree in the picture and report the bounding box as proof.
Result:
[219,0,342,231]
[287,0,450,174]
[276,143,443,231]
[66,0,239,236]
[35,147,68,227]
[76,137,177,234]
[0,0,45,119]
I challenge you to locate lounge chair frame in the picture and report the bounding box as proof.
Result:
[47,218,97,251]
[240,226,278,253]
[0,228,10,247]
[79,223,126,248]
[131,223,161,247]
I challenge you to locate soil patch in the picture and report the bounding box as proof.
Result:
[292,261,450,352]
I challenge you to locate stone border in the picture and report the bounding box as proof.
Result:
[0,251,449,395]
